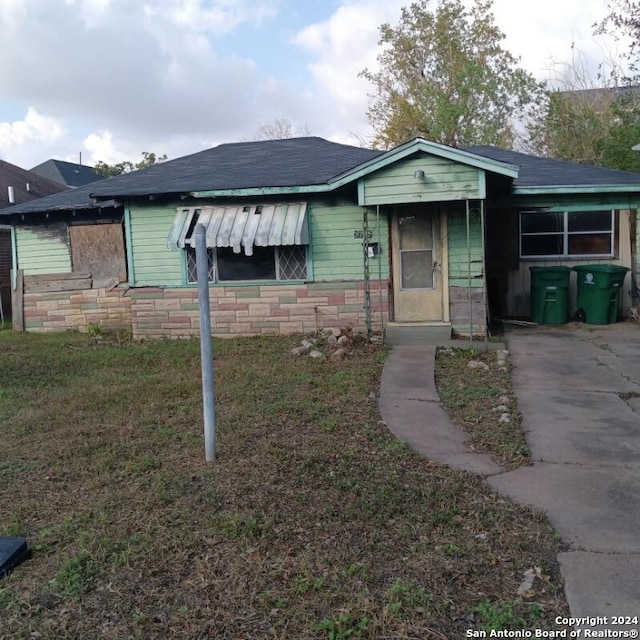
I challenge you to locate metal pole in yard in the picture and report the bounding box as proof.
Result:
[194,224,216,461]
[466,200,473,347]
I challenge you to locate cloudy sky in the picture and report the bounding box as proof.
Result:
[0,0,627,169]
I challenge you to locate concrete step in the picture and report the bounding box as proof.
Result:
[385,322,452,346]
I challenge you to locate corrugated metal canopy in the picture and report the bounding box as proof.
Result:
[167,203,308,256]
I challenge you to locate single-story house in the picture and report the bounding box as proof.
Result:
[3,137,640,340]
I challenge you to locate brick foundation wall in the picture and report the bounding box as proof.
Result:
[130,280,389,339]
[21,280,389,338]
[23,287,132,332]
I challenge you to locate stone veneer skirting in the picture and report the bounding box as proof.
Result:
[22,280,389,339]
[23,287,132,332]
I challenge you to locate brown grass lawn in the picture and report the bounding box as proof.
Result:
[0,331,568,639]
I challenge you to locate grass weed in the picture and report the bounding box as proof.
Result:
[0,331,567,638]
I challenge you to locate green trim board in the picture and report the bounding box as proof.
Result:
[335,137,518,185]
[514,185,640,195]
[505,196,640,212]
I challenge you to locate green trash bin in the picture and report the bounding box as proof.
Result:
[573,264,630,324]
[529,266,571,324]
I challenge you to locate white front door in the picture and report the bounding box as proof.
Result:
[392,210,447,322]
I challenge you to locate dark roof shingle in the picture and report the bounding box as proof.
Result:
[1,179,118,216]
[89,137,383,198]
[30,159,103,188]
[0,159,67,209]
[464,145,640,188]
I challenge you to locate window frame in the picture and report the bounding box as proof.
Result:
[184,244,308,284]
[519,210,615,260]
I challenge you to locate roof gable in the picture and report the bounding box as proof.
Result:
[335,138,519,185]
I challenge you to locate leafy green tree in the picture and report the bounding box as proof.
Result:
[527,31,640,171]
[94,151,168,178]
[529,87,640,171]
[360,0,544,149]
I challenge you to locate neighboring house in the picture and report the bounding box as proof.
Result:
[30,159,103,188]
[0,159,67,320]
[2,137,640,340]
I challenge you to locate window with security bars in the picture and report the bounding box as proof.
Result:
[186,245,307,283]
[186,247,215,283]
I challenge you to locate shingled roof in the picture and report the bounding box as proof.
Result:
[89,137,383,198]
[30,159,103,188]
[465,146,640,190]
[0,179,118,216]
[5,138,640,217]
[0,159,67,209]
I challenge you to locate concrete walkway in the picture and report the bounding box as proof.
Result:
[378,344,501,475]
[378,324,640,624]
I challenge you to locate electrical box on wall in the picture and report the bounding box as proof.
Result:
[367,243,380,258]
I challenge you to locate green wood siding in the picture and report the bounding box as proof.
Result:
[310,200,389,281]
[447,209,484,288]
[129,204,183,286]
[127,199,389,286]
[16,226,71,275]
[361,156,483,206]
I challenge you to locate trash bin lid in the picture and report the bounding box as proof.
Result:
[572,264,629,274]
[529,266,571,272]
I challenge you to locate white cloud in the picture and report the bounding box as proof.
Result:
[147,0,281,35]
[0,0,295,155]
[491,0,629,83]
[0,0,632,168]
[0,107,63,146]
[292,0,403,143]
[82,130,128,165]
[0,107,66,166]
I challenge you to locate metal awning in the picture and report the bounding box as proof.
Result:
[167,203,308,256]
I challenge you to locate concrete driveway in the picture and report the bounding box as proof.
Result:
[488,322,640,620]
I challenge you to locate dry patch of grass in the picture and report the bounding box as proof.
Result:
[0,332,567,639]
[435,347,529,470]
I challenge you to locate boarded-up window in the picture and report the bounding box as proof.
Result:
[69,224,127,287]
